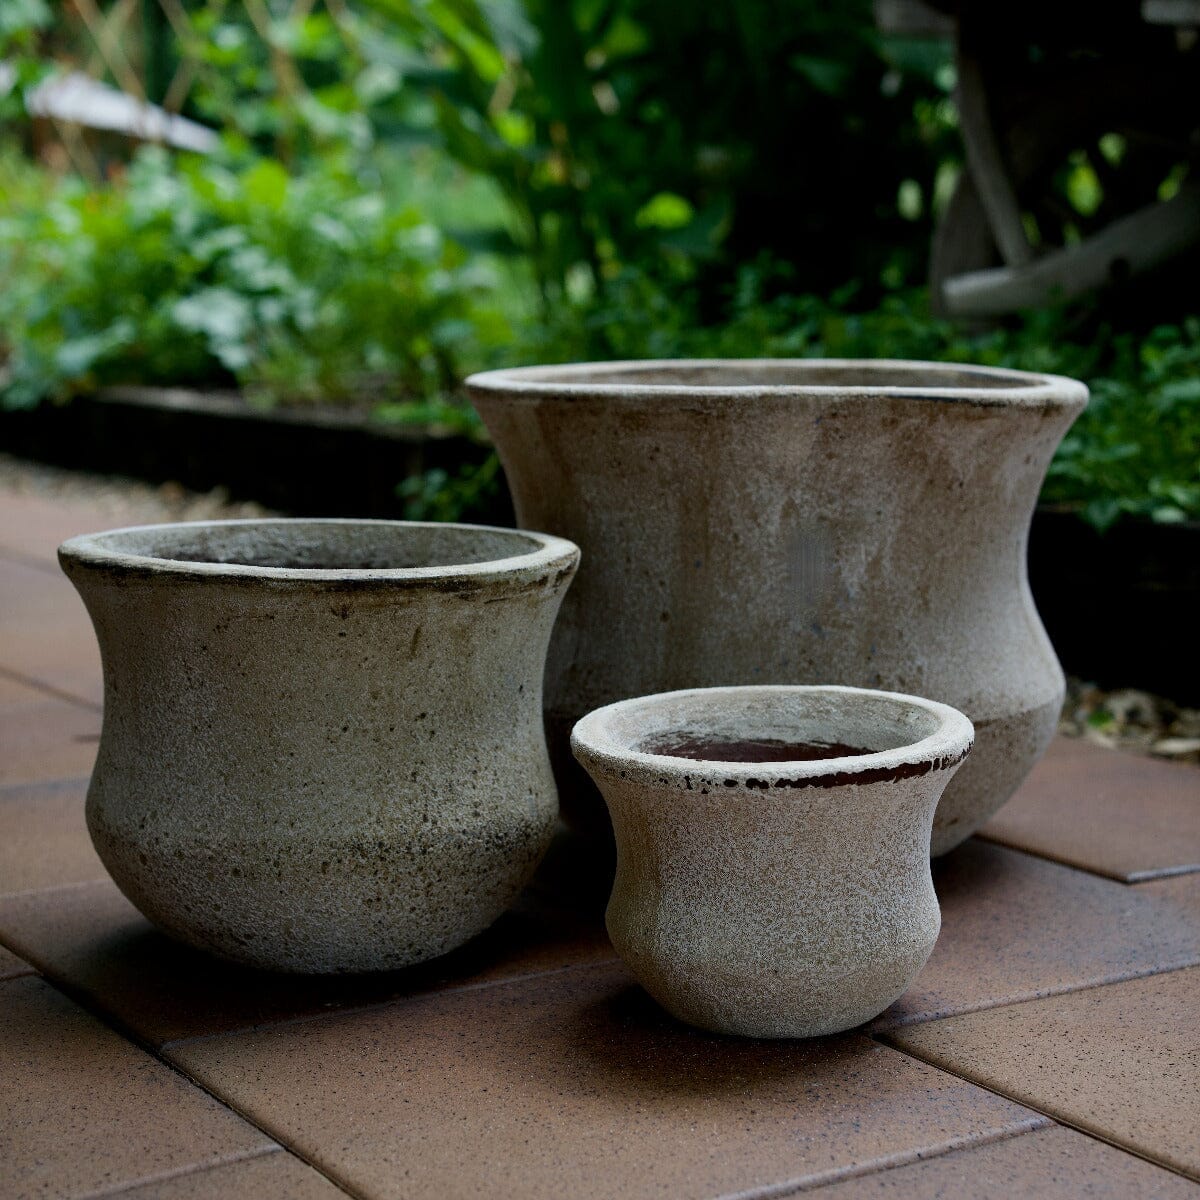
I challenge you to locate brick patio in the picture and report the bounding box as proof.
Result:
[1,482,1198,1199]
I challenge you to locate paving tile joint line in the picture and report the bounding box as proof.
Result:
[877,955,1200,1031]
[711,1115,1054,1200]
[159,955,619,1051]
[70,1144,284,1200]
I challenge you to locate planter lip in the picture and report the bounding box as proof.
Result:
[467,357,1088,410]
[571,684,974,792]
[58,517,579,589]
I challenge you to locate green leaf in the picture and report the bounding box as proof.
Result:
[635,192,694,231]
[53,322,134,378]
[789,54,851,96]
[240,160,290,211]
[173,288,254,345]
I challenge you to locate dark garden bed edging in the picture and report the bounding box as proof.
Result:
[0,384,508,523]
[1028,507,1200,705]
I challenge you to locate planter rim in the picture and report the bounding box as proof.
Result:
[468,357,1087,409]
[58,518,578,587]
[571,684,974,791]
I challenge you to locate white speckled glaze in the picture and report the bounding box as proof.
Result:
[59,519,578,973]
[469,359,1086,855]
[573,685,974,1038]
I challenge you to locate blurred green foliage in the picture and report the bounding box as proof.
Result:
[0,0,1196,530]
[0,146,505,408]
[362,0,956,304]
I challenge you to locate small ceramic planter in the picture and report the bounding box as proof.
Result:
[572,685,973,1038]
[59,519,578,973]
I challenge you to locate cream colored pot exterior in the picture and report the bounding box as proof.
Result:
[469,359,1086,855]
[573,685,974,1038]
[59,519,578,973]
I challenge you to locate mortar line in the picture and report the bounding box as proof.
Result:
[27,972,373,1200]
[161,954,618,1051]
[874,956,1200,1033]
[873,1030,1200,1183]
[73,1144,283,1200]
[711,1116,1051,1200]
[0,663,103,710]
[0,771,93,796]
[976,833,1200,885]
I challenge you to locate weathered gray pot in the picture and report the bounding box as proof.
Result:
[59,519,578,973]
[469,359,1086,855]
[572,684,974,1038]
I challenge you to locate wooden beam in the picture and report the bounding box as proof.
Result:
[942,184,1200,316]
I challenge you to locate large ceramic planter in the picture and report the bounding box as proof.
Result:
[572,684,974,1037]
[469,359,1086,855]
[59,519,578,972]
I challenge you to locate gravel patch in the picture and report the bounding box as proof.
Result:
[0,453,278,523]
[1059,678,1200,766]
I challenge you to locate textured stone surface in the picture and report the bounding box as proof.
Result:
[888,967,1200,1180]
[60,519,578,972]
[0,975,274,1200]
[813,1125,1200,1198]
[0,877,614,1045]
[0,777,106,896]
[875,840,1200,1029]
[470,358,1086,856]
[0,677,100,788]
[168,960,1043,1200]
[105,1151,348,1199]
[982,736,1200,880]
[572,684,973,1037]
[1142,871,1200,905]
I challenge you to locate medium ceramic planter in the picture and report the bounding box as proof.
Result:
[469,359,1086,855]
[59,519,578,973]
[572,685,974,1038]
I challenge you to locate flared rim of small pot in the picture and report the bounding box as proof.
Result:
[571,684,974,791]
[467,358,1087,409]
[58,518,579,587]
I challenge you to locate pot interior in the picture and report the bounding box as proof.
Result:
[83,521,547,572]
[484,360,1040,392]
[611,688,946,764]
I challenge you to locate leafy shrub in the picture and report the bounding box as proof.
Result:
[386,0,956,304]
[397,454,501,522]
[1043,322,1200,530]
[0,144,506,409]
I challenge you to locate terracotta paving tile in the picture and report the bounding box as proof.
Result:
[167,960,1044,1200]
[0,676,101,787]
[873,840,1200,1029]
[981,737,1200,882]
[812,1124,1200,1198]
[0,942,33,980]
[886,967,1200,1181]
[0,877,615,1046]
[0,776,106,896]
[0,557,102,706]
[0,974,275,1200]
[104,1150,348,1199]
